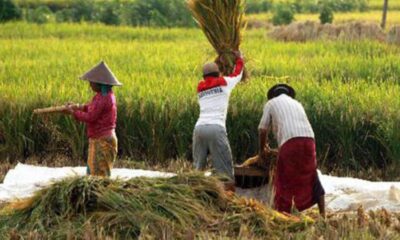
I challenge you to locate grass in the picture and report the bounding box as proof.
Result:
[1,22,400,178]
[248,10,400,28]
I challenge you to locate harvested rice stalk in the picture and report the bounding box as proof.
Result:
[238,147,277,204]
[33,104,81,114]
[387,25,400,45]
[187,0,247,79]
[239,147,278,170]
[0,173,315,239]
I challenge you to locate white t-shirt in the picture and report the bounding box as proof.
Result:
[195,59,244,128]
[258,94,314,147]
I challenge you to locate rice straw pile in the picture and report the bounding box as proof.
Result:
[387,25,400,45]
[0,174,314,239]
[187,0,247,78]
[269,21,386,42]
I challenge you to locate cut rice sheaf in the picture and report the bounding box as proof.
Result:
[0,174,314,238]
[187,0,247,79]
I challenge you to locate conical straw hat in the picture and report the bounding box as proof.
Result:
[80,61,122,86]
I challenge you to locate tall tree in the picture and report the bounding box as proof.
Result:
[381,0,389,29]
[0,0,22,22]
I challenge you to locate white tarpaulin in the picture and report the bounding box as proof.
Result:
[1,163,400,212]
[235,171,400,212]
[0,163,175,202]
[319,172,400,212]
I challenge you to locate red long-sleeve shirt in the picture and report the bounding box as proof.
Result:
[73,92,117,139]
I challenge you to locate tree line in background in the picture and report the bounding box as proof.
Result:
[1,0,193,26]
[1,0,370,26]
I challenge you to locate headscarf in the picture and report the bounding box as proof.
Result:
[98,83,113,96]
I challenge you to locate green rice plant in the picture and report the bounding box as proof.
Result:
[1,23,400,178]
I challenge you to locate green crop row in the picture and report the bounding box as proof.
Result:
[0,23,399,175]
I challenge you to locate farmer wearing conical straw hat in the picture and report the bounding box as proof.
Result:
[64,61,122,177]
[258,84,326,217]
[193,51,244,190]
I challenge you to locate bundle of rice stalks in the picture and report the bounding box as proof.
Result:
[0,173,315,239]
[269,21,386,42]
[387,25,400,45]
[226,197,315,236]
[187,0,247,78]
[338,21,385,42]
[246,19,273,30]
[235,148,277,199]
[239,147,278,170]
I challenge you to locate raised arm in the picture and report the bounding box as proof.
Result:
[224,51,244,88]
[228,57,244,78]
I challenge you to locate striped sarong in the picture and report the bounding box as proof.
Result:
[87,133,118,177]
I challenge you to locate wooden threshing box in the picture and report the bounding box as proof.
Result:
[234,166,269,189]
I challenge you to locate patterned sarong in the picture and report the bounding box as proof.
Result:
[87,134,118,177]
[274,137,325,213]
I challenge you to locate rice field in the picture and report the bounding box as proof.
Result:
[248,10,400,28]
[368,0,400,10]
[271,0,400,11]
[0,22,400,178]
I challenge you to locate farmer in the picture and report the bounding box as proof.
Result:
[193,51,244,190]
[64,61,122,177]
[258,84,326,217]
